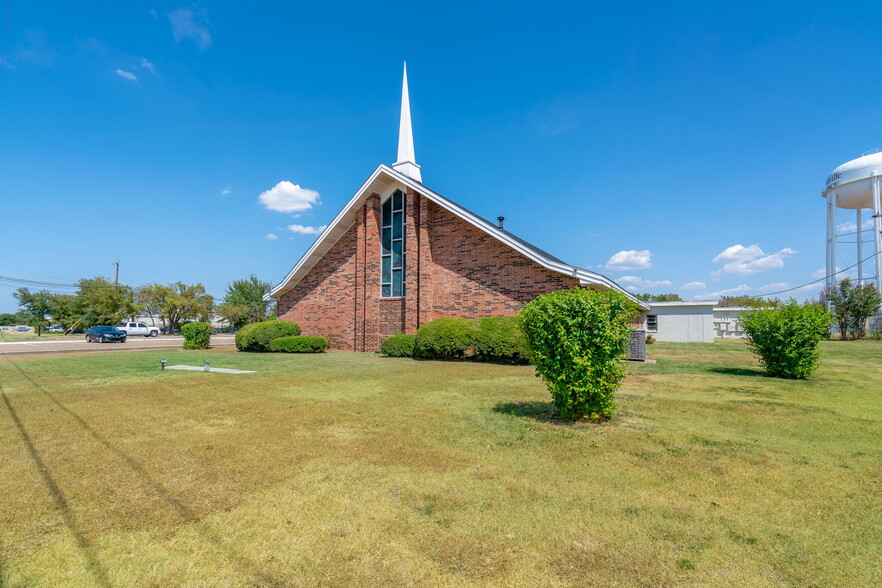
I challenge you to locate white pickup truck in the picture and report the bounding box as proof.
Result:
[115,322,160,337]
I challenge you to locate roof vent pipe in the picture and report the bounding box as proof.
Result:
[497,216,505,230]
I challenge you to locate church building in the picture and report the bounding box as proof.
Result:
[268,66,646,351]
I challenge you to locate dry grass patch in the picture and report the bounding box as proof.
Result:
[0,340,880,586]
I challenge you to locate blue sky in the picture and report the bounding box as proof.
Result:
[2,2,881,312]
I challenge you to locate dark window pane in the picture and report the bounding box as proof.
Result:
[392,212,403,239]
[382,228,391,253]
[382,198,392,225]
[382,284,391,298]
[392,269,403,296]
[382,256,391,282]
[393,190,403,211]
[392,240,402,267]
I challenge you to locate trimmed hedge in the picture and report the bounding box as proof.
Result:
[181,322,212,349]
[235,320,301,352]
[473,316,530,364]
[520,288,638,420]
[413,318,479,360]
[269,335,328,353]
[380,333,417,357]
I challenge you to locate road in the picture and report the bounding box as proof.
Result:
[0,335,236,355]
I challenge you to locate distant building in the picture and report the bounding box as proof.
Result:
[645,301,750,342]
[266,66,646,351]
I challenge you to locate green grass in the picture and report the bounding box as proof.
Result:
[1,340,880,586]
[0,333,77,342]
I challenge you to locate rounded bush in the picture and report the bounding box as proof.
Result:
[740,300,831,379]
[269,335,327,353]
[413,318,479,360]
[473,316,530,364]
[235,320,301,352]
[380,333,417,357]
[181,322,212,349]
[520,288,638,420]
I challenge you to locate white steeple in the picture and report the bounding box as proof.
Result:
[393,62,422,182]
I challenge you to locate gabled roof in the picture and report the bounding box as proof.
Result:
[268,164,648,310]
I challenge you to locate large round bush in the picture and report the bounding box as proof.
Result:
[269,335,327,353]
[740,300,830,379]
[413,318,479,360]
[520,288,637,420]
[473,316,530,364]
[381,333,417,357]
[235,319,301,352]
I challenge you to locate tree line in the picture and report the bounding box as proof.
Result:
[12,274,275,336]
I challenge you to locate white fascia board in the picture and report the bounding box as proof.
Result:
[269,163,648,310]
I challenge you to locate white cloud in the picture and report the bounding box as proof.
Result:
[712,244,764,263]
[115,68,137,81]
[681,281,706,290]
[757,282,789,292]
[837,218,874,232]
[287,224,327,235]
[265,233,278,240]
[694,284,751,299]
[616,275,671,290]
[220,187,231,195]
[140,57,156,73]
[710,243,796,276]
[259,181,320,213]
[168,8,212,50]
[605,249,652,270]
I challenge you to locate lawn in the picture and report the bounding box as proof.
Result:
[1,340,880,586]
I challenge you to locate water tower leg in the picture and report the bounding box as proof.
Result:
[857,209,863,284]
[873,177,882,299]
[826,191,838,294]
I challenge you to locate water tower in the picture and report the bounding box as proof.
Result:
[823,150,882,299]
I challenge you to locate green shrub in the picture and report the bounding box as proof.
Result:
[235,320,301,352]
[181,322,212,349]
[473,316,530,364]
[739,300,831,379]
[381,333,417,357]
[519,288,638,420]
[269,335,327,353]
[413,318,479,360]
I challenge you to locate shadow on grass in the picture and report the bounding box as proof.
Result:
[492,401,592,425]
[707,366,768,378]
[0,353,282,586]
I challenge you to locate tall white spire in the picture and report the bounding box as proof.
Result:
[393,62,422,182]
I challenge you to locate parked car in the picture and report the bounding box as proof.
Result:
[46,324,64,332]
[115,322,160,337]
[85,326,127,343]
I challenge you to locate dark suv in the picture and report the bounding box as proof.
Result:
[85,326,127,343]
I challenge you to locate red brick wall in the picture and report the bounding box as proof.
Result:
[279,189,582,351]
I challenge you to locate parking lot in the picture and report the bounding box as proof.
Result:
[0,335,236,355]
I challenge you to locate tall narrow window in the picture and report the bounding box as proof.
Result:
[381,189,405,297]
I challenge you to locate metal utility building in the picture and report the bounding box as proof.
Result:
[266,66,646,351]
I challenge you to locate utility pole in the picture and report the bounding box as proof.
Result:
[113,260,120,287]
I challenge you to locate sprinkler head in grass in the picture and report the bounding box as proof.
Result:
[204,359,211,372]
[160,359,167,370]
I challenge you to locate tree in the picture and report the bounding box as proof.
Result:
[718,295,770,307]
[635,293,682,302]
[823,279,882,340]
[0,312,28,326]
[140,282,213,333]
[223,274,272,326]
[13,289,54,335]
[76,277,140,327]
[215,302,249,332]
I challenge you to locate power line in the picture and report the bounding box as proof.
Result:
[755,249,881,298]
